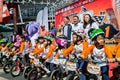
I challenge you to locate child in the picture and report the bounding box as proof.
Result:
[81,29,114,80]
[71,31,88,80]
[32,35,45,58]
[0,39,7,66]
[41,36,56,71]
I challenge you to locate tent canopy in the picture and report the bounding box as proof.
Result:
[0,24,14,32]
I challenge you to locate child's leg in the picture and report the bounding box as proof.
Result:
[79,62,86,80]
[76,62,80,70]
[101,65,110,80]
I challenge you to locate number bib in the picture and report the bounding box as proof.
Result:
[66,61,76,71]
[87,62,100,74]
[52,58,66,65]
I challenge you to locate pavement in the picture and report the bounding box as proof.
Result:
[0,68,50,80]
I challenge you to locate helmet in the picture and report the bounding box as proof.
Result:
[44,36,52,41]
[76,30,85,39]
[56,36,67,48]
[0,39,7,43]
[49,32,55,37]
[90,29,104,40]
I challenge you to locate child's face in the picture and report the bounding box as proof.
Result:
[72,34,77,43]
[77,36,82,41]
[96,35,105,46]
[39,39,44,43]
[47,40,51,45]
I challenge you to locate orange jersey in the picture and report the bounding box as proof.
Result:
[33,45,45,55]
[19,42,25,53]
[45,45,56,59]
[55,44,74,58]
[81,44,113,59]
[115,43,120,58]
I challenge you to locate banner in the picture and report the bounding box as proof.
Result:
[36,7,49,31]
[0,0,3,22]
[55,0,119,32]
[36,10,43,26]
[55,0,120,59]
[2,4,9,18]
[43,7,49,31]
[111,0,120,30]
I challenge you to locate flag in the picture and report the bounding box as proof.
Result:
[2,4,10,18]
[43,7,48,31]
[36,10,43,26]
[0,0,3,22]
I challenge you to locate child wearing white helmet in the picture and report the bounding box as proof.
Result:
[70,31,88,80]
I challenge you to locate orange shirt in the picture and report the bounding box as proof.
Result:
[45,45,56,59]
[19,42,25,53]
[81,44,113,59]
[115,43,120,58]
[0,46,2,50]
[55,44,74,58]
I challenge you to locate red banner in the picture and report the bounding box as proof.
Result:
[2,4,10,18]
[55,0,116,28]
[0,0,3,22]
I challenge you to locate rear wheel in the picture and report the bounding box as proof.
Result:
[88,74,98,80]
[10,64,21,77]
[28,69,38,80]
[23,66,32,79]
[50,69,63,80]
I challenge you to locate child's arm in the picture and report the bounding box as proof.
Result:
[82,41,88,50]
[52,38,57,49]
[33,45,45,55]
[63,44,74,57]
[19,42,25,54]
[104,45,114,62]
[115,43,120,58]
[81,44,94,58]
[55,52,59,58]
[45,46,54,59]
[104,45,113,59]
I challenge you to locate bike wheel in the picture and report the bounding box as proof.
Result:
[88,74,98,80]
[28,69,38,80]
[10,64,21,77]
[66,73,74,80]
[23,66,32,79]
[50,69,63,80]
[2,57,7,65]
[73,71,80,80]
[3,62,12,73]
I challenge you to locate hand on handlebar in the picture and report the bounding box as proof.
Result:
[108,58,115,63]
[79,54,85,59]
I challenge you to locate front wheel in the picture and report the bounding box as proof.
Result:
[88,74,98,80]
[3,62,12,73]
[23,66,32,79]
[28,69,38,80]
[50,69,63,80]
[10,64,21,77]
